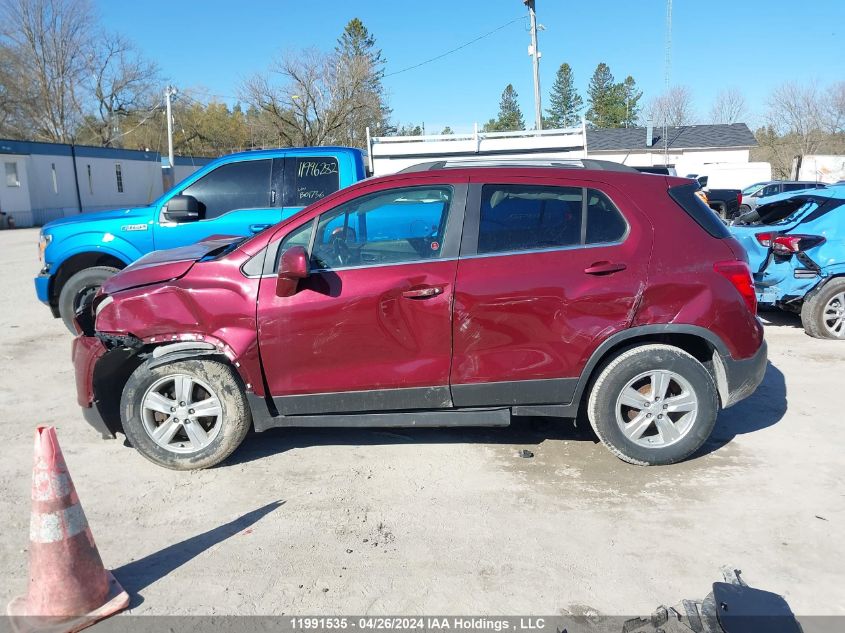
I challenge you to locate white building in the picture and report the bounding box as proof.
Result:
[0,139,210,227]
[797,155,845,183]
[368,123,759,179]
[585,123,759,177]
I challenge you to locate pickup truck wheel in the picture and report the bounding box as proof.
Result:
[587,345,718,466]
[739,204,751,214]
[58,266,119,333]
[121,358,251,470]
[801,278,845,339]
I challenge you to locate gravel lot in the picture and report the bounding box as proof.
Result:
[1,227,843,619]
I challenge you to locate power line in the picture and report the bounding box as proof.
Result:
[384,16,526,78]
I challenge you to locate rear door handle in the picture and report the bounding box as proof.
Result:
[402,286,444,299]
[250,223,271,234]
[584,261,627,275]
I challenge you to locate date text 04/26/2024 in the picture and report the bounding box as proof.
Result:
[289,618,547,631]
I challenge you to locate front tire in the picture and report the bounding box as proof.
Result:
[587,345,718,466]
[58,266,119,333]
[121,358,251,470]
[801,278,845,339]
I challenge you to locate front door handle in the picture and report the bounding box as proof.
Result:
[250,223,271,234]
[402,286,444,299]
[584,261,627,275]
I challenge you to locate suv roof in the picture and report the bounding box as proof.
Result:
[397,158,639,174]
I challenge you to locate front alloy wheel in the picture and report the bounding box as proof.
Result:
[141,374,223,453]
[121,359,251,470]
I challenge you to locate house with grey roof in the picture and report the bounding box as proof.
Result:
[585,123,758,175]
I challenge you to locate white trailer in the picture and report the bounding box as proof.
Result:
[367,125,587,176]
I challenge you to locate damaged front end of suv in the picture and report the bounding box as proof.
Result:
[71,234,267,442]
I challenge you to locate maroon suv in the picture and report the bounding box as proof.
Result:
[72,160,767,470]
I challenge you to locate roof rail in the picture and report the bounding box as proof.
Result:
[396,158,638,174]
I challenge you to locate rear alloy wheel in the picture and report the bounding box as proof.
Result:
[58,265,119,333]
[801,278,845,339]
[587,344,718,465]
[121,358,251,469]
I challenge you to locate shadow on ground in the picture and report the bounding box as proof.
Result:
[113,500,284,608]
[228,362,787,467]
[695,360,787,456]
[758,308,803,329]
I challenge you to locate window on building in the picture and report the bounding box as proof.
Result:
[5,162,19,187]
[87,165,93,195]
[51,163,58,194]
[115,163,124,193]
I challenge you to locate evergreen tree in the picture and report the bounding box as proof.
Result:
[483,84,525,132]
[586,63,627,128]
[619,75,642,128]
[334,18,390,142]
[546,63,583,128]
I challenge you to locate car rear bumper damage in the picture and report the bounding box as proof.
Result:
[720,339,768,408]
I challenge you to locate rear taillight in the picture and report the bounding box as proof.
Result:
[714,260,757,314]
[756,232,825,254]
[771,234,825,255]
[755,232,775,247]
[737,193,742,207]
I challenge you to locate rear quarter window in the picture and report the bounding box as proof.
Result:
[667,183,730,238]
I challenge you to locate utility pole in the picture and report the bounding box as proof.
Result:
[524,0,542,131]
[164,85,177,169]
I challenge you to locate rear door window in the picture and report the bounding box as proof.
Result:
[476,184,627,254]
[286,156,340,207]
[586,189,628,244]
[477,185,583,253]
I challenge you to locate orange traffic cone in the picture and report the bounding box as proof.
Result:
[7,426,129,633]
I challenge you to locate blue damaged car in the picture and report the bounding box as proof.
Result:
[35,147,366,331]
[729,185,845,339]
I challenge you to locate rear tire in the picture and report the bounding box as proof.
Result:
[121,358,251,470]
[801,278,845,339]
[58,266,119,333]
[587,344,718,466]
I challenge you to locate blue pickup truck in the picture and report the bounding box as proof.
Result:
[36,147,366,330]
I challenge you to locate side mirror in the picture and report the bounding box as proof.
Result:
[164,195,200,222]
[276,245,310,296]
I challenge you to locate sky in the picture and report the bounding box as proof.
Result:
[96,0,845,133]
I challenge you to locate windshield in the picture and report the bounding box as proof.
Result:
[742,183,766,195]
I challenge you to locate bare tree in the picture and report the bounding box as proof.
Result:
[0,0,94,142]
[709,88,748,124]
[644,85,695,127]
[80,32,161,147]
[765,82,825,157]
[241,48,381,147]
[823,81,845,134]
